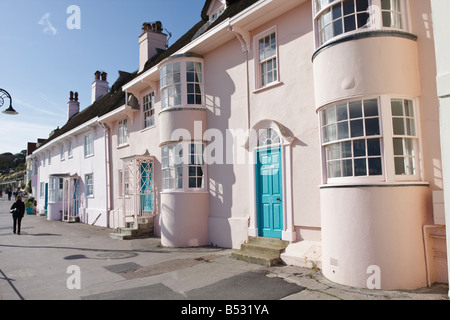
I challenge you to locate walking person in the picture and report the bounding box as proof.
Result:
[11,195,25,235]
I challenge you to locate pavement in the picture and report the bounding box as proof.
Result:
[0,196,448,303]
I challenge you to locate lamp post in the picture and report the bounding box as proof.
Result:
[0,88,19,115]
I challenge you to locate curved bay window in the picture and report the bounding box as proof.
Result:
[160,56,204,109]
[314,0,408,47]
[321,98,383,180]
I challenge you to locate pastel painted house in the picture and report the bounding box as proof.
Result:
[28,0,449,292]
[30,71,134,227]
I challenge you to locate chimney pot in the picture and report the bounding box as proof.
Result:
[95,71,101,80]
[75,92,79,102]
[101,72,107,81]
[69,91,74,101]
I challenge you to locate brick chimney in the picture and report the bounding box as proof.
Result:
[91,71,109,103]
[139,21,167,72]
[67,91,80,120]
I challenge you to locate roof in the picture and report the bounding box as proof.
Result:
[139,0,259,74]
[34,0,259,152]
[37,71,136,150]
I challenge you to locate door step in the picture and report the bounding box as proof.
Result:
[231,237,289,267]
[109,217,154,240]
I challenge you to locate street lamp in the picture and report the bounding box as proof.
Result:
[0,88,19,115]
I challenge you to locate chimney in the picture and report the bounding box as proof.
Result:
[67,91,80,120]
[139,21,167,72]
[91,71,109,103]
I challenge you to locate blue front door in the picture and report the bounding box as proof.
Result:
[256,147,283,239]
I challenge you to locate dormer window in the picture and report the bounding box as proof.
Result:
[208,0,226,23]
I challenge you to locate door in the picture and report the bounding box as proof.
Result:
[44,183,49,215]
[256,146,283,238]
[139,161,153,215]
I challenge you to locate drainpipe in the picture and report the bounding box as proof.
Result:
[99,122,111,228]
[228,25,250,131]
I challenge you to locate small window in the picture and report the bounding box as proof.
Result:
[60,145,65,161]
[188,144,205,189]
[143,92,155,128]
[162,144,183,190]
[186,62,203,105]
[68,141,73,158]
[85,173,94,197]
[118,119,128,146]
[84,132,94,157]
[258,128,281,147]
[391,99,418,176]
[257,30,278,88]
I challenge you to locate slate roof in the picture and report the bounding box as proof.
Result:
[35,0,259,151]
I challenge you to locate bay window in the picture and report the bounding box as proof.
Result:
[321,98,382,180]
[160,58,204,109]
[314,0,408,47]
[321,96,422,183]
[161,143,206,191]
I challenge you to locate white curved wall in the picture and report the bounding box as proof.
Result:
[321,185,429,290]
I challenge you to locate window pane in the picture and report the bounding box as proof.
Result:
[349,101,362,118]
[344,15,356,32]
[405,100,414,117]
[328,161,341,178]
[364,99,379,117]
[365,118,380,136]
[369,158,383,176]
[354,159,367,176]
[327,124,338,142]
[395,157,405,175]
[337,122,349,139]
[342,159,353,177]
[336,104,348,121]
[357,12,369,28]
[391,99,404,116]
[353,140,366,157]
[343,0,355,15]
[325,106,336,124]
[332,4,342,19]
[393,138,404,155]
[404,138,414,156]
[341,141,352,158]
[393,118,405,135]
[367,139,381,156]
[406,119,416,136]
[350,119,364,137]
[327,144,341,160]
[333,20,343,36]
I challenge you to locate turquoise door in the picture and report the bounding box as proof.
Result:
[256,147,283,239]
[140,162,153,214]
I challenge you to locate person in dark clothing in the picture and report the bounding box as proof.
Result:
[11,196,25,235]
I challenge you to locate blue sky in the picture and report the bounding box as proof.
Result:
[0,0,206,154]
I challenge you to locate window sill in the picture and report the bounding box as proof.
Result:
[320,181,429,189]
[117,143,129,150]
[253,81,283,94]
[140,125,156,134]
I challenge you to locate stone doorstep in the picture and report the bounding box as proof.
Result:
[109,218,154,240]
[231,237,290,267]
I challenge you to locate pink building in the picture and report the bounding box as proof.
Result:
[29,0,449,292]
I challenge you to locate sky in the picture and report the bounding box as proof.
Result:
[0,0,206,155]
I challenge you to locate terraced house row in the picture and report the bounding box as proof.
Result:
[26,0,449,292]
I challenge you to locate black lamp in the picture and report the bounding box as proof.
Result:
[0,88,19,115]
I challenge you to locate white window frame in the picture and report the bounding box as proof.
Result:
[389,97,421,181]
[313,0,410,48]
[320,97,385,184]
[254,27,280,90]
[68,140,73,158]
[161,142,207,192]
[85,173,94,197]
[143,92,155,129]
[160,62,182,109]
[84,132,94,158]
[60,144,65,161]
[48,177,63,203]
[118,119,128,146]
